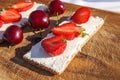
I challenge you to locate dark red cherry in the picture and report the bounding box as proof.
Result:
[3,25,23,45]
[28,10,50,29]
[49,0,65,16]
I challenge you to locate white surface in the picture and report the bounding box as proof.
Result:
[61,0,120,12]
[24,16,104,73]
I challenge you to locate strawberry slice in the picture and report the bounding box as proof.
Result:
[0,8,21,23]
[60,22,77,27]
[0,19,4,28]
[60,22,81,36]
[52,22,82,40]
[41,36,67,56]
[13,1,34,12]
[70,7,91,24]
[52,26,76,40]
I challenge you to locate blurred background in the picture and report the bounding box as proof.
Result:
[61,0,120,13]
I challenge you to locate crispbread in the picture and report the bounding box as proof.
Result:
[23,16,104,74]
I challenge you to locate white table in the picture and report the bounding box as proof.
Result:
[61,0,120,13]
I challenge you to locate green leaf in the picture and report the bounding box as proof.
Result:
[79,27,89,37]
[61,39,67,43]
[80,32,89,37]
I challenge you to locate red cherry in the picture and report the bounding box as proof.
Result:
[48,0,65,16]
[3,25,23,45]
[28,10,50,29]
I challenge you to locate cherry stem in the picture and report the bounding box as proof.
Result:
[29,26,37,34]
[32,30,37,34]
[8,45,11,49]
[56,12,59,25]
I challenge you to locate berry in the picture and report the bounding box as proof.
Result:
[0,8,21,23]
[3,25,23,45]
[52,22,82,40]
[28,10,50,29]
[48,0,65,16]
[41,36,67,56]
[70,7,91,24]
[13,1,34,12]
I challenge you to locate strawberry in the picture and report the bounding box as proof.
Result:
[52,26,76,40]
[52,22,82,40]
[0,8,21,23]
[60,22,77,27]
[0,19,4,28]
[60,22,81,36]
[41,36,67,56]
[70,7,91,24]
[13,1,34,12]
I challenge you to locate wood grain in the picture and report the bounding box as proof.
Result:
[0,0,120,80]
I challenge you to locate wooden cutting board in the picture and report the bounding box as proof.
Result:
[0,0,120,80]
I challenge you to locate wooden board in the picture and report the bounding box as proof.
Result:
[0,0,120,80]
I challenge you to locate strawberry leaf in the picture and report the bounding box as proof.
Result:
[80,32,89,37]
[79,27,89,37]
[61,38,67,43]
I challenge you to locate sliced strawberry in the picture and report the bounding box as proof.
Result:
[0,8,21,23]
[70,7,91,24]
[13,1,34,12]
[60,22,77,27]
[52,26,76,40]
[60,22,82,36]
[52,22,82,40]
[41,36,67,56]
[0,19,4,28]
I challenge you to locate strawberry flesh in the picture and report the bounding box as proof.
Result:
[52,26,76,40]
[60,22,77,27]
[13,1,34,12]
[0,8,21,23]
[52,22,82,40]
[41,36,67,56]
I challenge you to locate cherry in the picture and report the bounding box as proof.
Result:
[28,10,50,29]
[48,0,65,16]
[3,25,23,45]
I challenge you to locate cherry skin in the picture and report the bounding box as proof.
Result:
[48,0,65,16]
[3,25,23,45]
[28,10,50,29]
